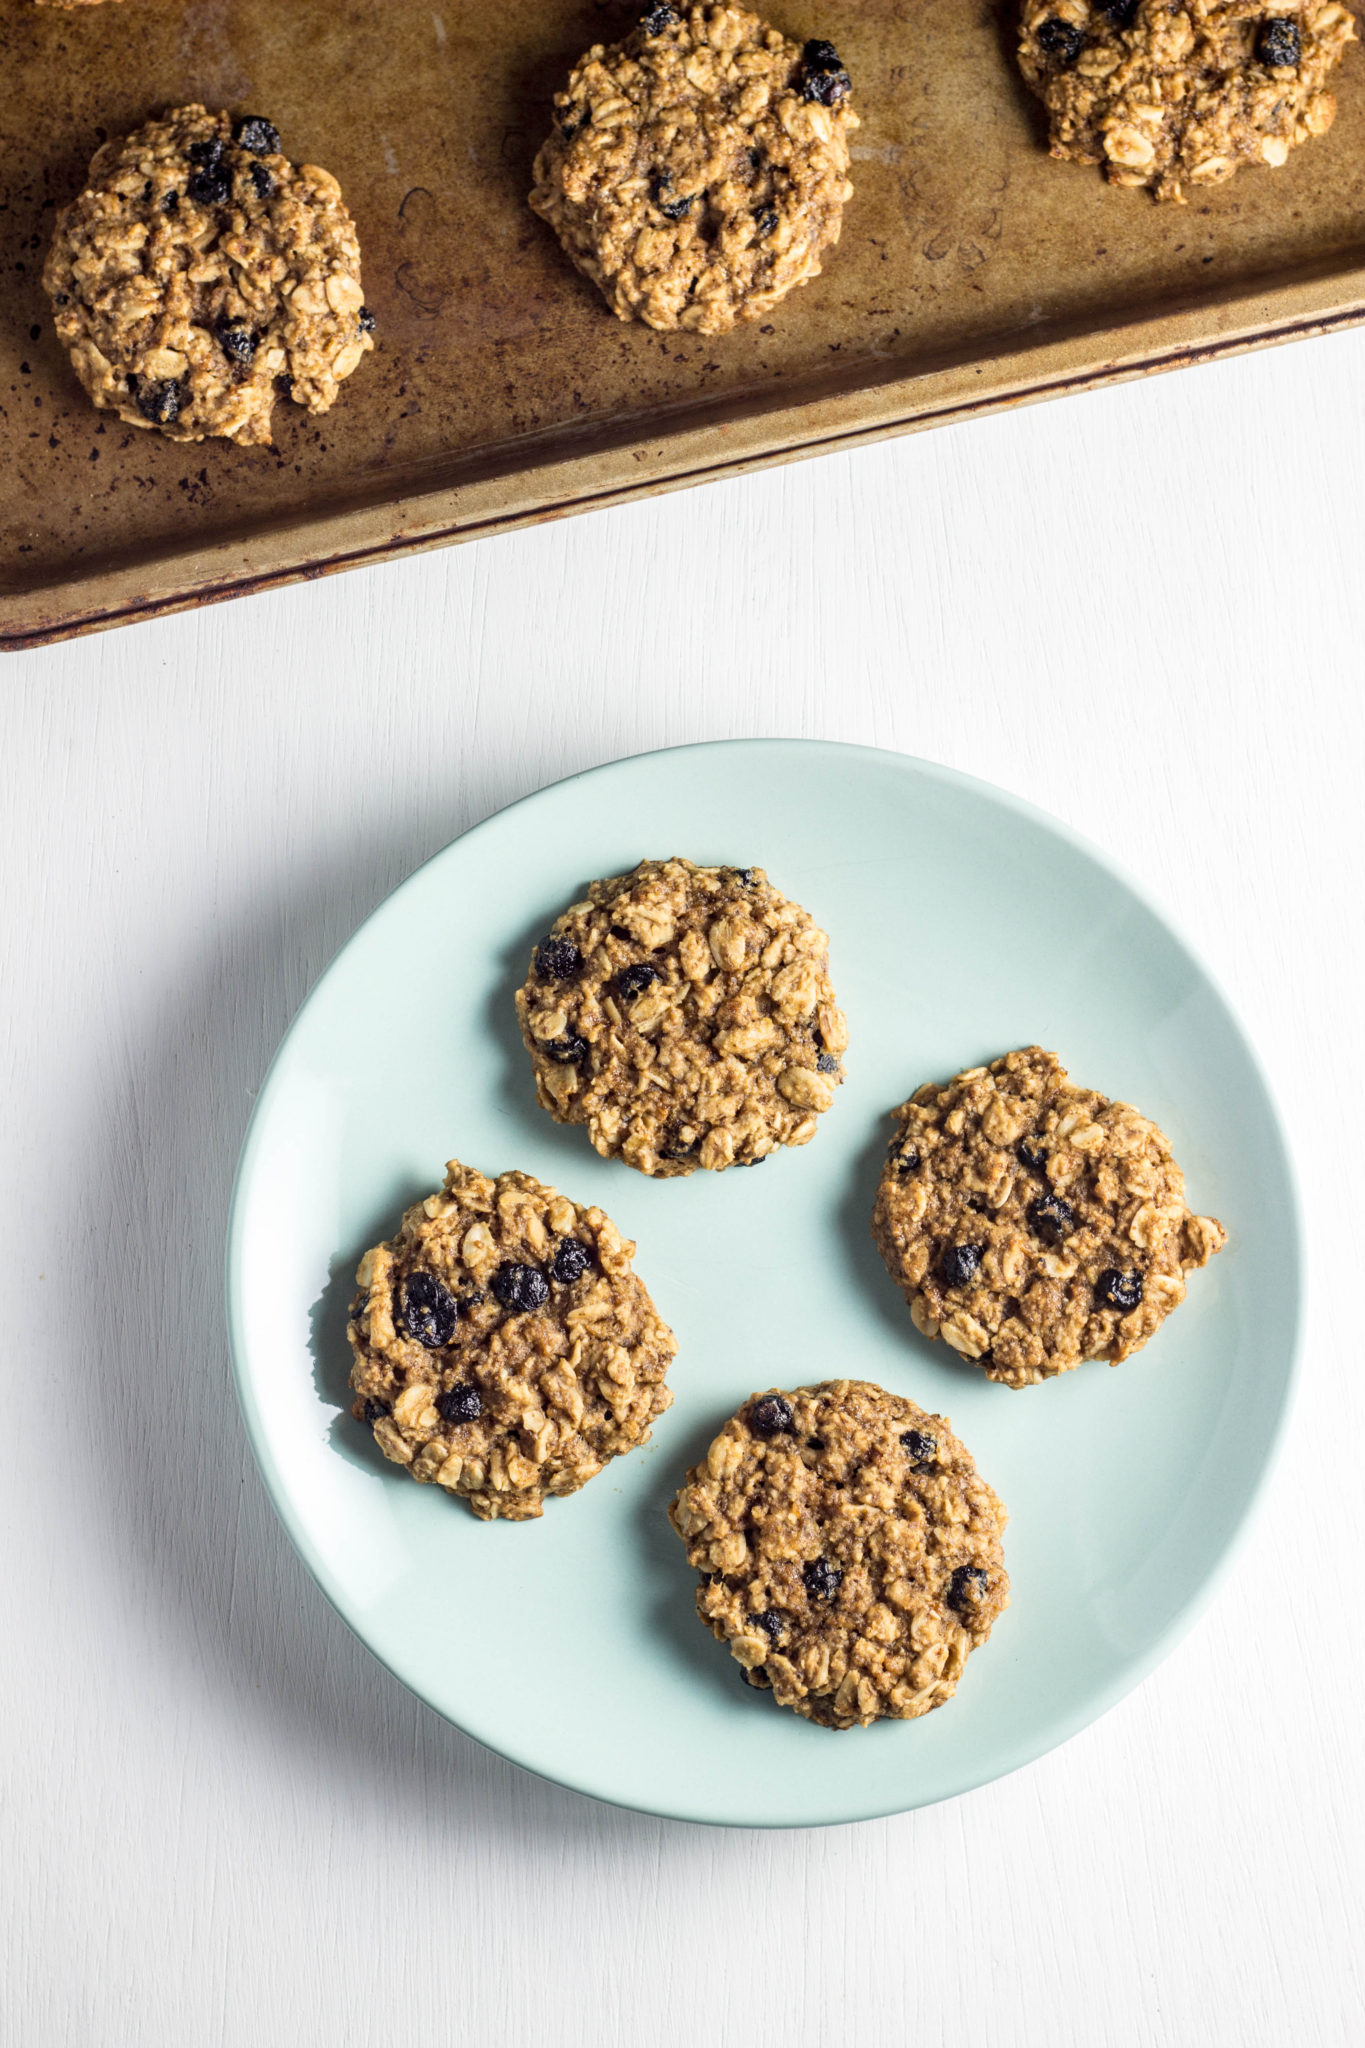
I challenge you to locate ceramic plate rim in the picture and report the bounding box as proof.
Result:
[225,738,1303,1828]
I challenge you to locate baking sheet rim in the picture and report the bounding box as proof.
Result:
[5,255,1363,651]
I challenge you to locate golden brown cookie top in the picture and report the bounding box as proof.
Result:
[348,1161,676,1521]
[872,1047,1226,1386]
[529,3,858,333]
[1018,1,1356,202]
[44,105,373,445]
[670,1380,1009,1729]
[515,857,848,1176]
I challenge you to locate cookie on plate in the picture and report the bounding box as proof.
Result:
[1017,1,1356,203]
[529,2,858,334]
[670,1381,1009,1729]
[872,1047,1226,1388]
[348,1160,677,1521]
[44,105,374,445]
[515,857,848,1176]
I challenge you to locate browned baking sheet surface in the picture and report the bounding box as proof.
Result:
[4,0,1364,647]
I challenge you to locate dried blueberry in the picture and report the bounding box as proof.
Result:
[754,1609,785,1642]
[947,1565,989,1612]
[816,1053,840,1074]
[1036,18,1084,63]
[358,306,376,334]
[749,1393,794,1438]
[803,1558,843,1601]
[640,3,679,33]
[162,189,180,215]
[188,138,225,170]
[134,378,183,426]
[753,208,778,236]
[616,962,660,1002]
[1096,1268,1144,1311]
[651,175,692,221]
[940,1242,983,1288]
[361,1397,389,1424]
[187,165,231,206]
[801,38,852,106]
[249,163,275,202]
[491,1261,550,1313]
[215,318,258,370]
[735,868,758,885]
[890,1140,921,1176]
[550,1237,591,1286]
[545,1035,589,1064]
[1094,0,1138,22]
[535,935,581,981]
[398,1271,459,1348]
[234,114,281,154]
[1028,1193,1076,1245]
[900,1427,938,1466]
[1017,1139,1049,1175]
[436,1383,482,1424]
[1257,17,1301,65]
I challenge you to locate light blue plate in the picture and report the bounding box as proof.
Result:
[226,740,1300,1828]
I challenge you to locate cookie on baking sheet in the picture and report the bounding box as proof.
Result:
[347,1160,677,1522]
[515,857,848,1177]
[529,2,858,334]
[1017,1,1356,203]
[44,105,374,446]
[669,1381,1008,1730]
[872,1047,1226,1388]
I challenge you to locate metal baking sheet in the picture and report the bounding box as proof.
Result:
[4,0,1364,648]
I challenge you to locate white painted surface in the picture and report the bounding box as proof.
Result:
[4,334,1364,2047]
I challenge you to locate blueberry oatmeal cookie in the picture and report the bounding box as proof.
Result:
[43,106,375,446]
[529,3,859,334]
[515,858,848,1176]
[872,1047,1226,1388]
[1018,2,1356,202]
[669,1381,1009,1729]
[348,1160,677,1522]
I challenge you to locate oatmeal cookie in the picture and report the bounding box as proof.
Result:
[515,858,847,1176]
[1018,1,1356,202]
[529,3,859,334]
[872,1047,1226,1388]
[43,105,374,446]
[670,1381,1009,1729]
[347,1160,677,1522]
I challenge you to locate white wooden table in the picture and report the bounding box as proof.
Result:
[5,335,1363,2048]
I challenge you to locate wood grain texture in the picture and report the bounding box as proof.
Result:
[2,330,1363,2048]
